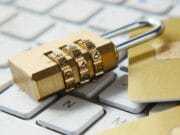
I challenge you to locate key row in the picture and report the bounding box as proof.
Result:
[0,3,178,69]
[0,89,143,135]
[0,63,146,117]
[0,67,179,134]
[0,1,178,43]
[2,0,174,14]
[0,65,148,133]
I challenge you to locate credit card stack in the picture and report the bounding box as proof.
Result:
[128,18,180,103]
[97,18,180,135]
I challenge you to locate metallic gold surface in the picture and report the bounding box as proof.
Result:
[9,29,118,100]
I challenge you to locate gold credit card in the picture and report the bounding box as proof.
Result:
[97,106,180,135]
[171,127,180,135]
[128,18,180,102]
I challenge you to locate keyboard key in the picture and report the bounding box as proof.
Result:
[73,72,116,99]
[51,0,102,23]
[86,107,143,135]
[0,68,12,93]
[0,84,57,119]
[38,23,80,44]
[169,5,180,17]
[127,0,173,14]
[99,70,148,113]
[149,103,179,115]
[0,35,30,67]
[16,0,63,13]
[100,0,124,4]
[1,13,53,40]
[0,112,60,135]
[89,7,142,31]
[37,95,104,135]
[0,0,14,3]
[0,6,16,25]
[174,0,180,4]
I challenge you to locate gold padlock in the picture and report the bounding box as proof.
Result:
[8,18,164,101]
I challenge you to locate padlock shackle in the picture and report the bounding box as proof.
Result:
[101,18,164,51]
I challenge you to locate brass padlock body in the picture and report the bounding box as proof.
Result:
[9,29,119,100]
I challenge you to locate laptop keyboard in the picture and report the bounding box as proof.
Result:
[0,0,179,134]
[98,71,148,114]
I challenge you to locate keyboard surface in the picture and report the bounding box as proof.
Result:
[0,0,179,134]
